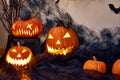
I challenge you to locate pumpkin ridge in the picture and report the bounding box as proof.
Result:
[112,59,120,75]
[11,16,43,38]
[83,56,107,79]
[69,29,75,48]
[6,45,33,68]
[46,25,79,55]
[61,26,65,47]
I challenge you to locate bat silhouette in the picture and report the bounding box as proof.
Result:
[108,4,120,14]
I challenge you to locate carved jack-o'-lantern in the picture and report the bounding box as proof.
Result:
[45,26,79,55]
[11,18,43,38]
[6,44,33,68]
[11,10,43,38]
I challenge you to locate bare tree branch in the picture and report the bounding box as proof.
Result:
[0,0,22,34]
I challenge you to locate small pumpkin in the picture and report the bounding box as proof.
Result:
[6,42,33,68]
[83,56,107,79]
[45,26,79,56]
[11,10,43,38]
[112,59,120,79]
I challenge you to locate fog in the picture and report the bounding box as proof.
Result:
[59,0,120,33]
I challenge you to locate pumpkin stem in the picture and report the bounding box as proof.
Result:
[93,56,97,61]
[17,42,20,47]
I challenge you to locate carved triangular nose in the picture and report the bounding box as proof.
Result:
[17,53,21,58]
[56,40,61,44]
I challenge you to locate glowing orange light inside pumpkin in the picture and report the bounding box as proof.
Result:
[26,23,33,30]
[47,44,73,55]
[46,26,79,56]
[11,18,43,38]
[6,52,32,67]
[6,44,33,68]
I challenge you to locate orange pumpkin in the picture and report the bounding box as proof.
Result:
[11,18,43,38]
[6,43,33,68]
[45,26,79,56]
[83,56,107,79]
[112,59,120,79]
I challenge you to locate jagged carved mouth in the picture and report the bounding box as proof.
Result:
[47,44,73,55]
[12,26,39,37]
[6,53,32,67]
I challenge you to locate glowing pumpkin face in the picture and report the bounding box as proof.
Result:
[6,46,33,68]
[46,26,79,55]
[11,18,43,38]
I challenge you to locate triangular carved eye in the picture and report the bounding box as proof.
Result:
[11,49,17,52]
[48,34,54,39]
[22,49,27,53]
[63,32,71,38]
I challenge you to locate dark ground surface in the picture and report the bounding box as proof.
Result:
[0,47,120,80]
